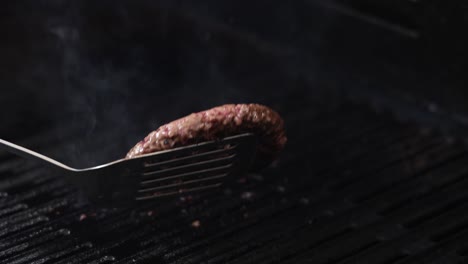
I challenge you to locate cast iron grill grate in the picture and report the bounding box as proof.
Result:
[1,103,468,263]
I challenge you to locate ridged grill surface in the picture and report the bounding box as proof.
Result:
[1,103,468,263]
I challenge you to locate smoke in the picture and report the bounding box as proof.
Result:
[39,0,326,168]
[42,2,142,166]
[1,0,337,167]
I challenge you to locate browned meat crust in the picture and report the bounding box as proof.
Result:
[126,104,287,170]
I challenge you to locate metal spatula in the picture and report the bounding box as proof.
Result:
[0,133,257,207]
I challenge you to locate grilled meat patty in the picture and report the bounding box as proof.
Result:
[126,104,287,170]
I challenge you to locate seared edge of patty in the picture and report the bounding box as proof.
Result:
[126,104,287,170]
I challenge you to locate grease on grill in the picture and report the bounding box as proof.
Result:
[191,220,201,228]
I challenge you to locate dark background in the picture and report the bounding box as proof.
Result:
[1,0,468,166]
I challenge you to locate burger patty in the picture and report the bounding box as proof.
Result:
[126,104,287,170]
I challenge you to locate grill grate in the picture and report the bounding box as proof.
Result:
[1,103,468,263]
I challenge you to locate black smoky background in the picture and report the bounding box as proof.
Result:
[1,0,468,168]
[0,1,339,168]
